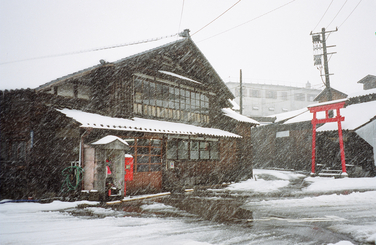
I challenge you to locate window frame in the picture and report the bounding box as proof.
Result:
[167,137,220,161]
[133,75,210,124]
[124,137,163,173]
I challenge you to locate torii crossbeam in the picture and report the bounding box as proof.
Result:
[308,100,347,177]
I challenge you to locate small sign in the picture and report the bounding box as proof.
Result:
[276,131,290,138]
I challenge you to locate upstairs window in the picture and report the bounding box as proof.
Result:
[294,93,305,101]
[133,76,210,124]
[266,90,277,99]
[281,92,288,101]
[250,90,260,98]
[307,94,316,102]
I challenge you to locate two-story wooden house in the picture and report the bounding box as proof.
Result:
[0,32,258,200]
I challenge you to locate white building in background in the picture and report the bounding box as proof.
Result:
[226,82,321,118]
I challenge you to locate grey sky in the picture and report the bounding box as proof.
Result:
[0,0,375,94]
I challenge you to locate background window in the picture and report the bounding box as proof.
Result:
[250,90,260,98]
[307,94,316,102]
[294,93,305,101]
[281,92,288,100]
[266,90,277,99]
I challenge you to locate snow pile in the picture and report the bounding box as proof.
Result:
[253,191,376,207]
[0,200,98,211]
[225,178,290,192]
[303,176,376,193]
[328,241,356,245]
[254,169,306,180]
[225,169,305,193]
[330,223,376,245]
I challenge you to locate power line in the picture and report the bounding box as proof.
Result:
[178,0,185,33]
[197,0,296,43]
[312,0,334,32]
[326,0,348,29]
[0,33,179,65]
[191,0,242,36]
[338,0,363,28]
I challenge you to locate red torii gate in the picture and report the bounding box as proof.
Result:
[308,100,348,177]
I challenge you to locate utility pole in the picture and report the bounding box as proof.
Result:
[239,69,243,115]
[311,27,337,101]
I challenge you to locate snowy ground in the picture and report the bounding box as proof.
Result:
[1,169,376,245]
[226,169,376,244]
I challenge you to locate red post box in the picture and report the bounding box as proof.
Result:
[124,154,134,182]
[124,154,134,197]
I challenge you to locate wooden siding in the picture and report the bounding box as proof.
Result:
[251,122,312,171]
[0,90,81,199]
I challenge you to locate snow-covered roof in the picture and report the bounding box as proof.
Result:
[221,108,259,124]
[317,100,376,132]
[283,110,327,124]
[269,107,309,123]
[228,99,240,111]
[58,108,241,138]
[91,135,129,146]
[347,88,376,99]
[307,98,347,109]
[159,70,201,84]
[357,74,376,84]
[36,36,186,91]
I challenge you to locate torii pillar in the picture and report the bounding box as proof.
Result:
[308,101,347,177]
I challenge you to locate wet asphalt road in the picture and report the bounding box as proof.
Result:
[159,191,357,245]
[103,184,361,245]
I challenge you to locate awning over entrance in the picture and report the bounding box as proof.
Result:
[91,135,129,146]
[58,108,241,138]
